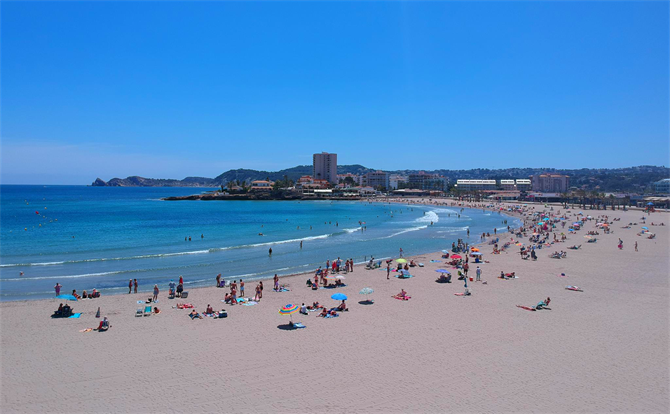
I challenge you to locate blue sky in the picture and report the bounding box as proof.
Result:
[1,1,668,184]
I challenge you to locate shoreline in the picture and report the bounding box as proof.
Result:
[1,199,523,303]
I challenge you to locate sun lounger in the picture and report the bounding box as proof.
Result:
[143,305,152,316]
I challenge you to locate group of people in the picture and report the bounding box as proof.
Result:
[223,279,264,304]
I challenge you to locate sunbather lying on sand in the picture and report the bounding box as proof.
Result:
[189,310,203,319]
[306,301,322,310]
[393,289,411,300]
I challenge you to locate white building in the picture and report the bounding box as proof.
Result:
[388,174,407,190]
[455,179,497,191]
[313,152,338,184]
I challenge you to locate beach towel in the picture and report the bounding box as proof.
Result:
[69,313,82,318]
[418,263,424,267]
[395,274,413,279]
[392,295,411,300]
[565,286,583,292]
[242,301,257,306]
[324,313,339,318]
[274,288,290,292]
[293,323,306,328]
[454,293,471,297]
[516,305,536,311]
[79,328,93,333]
[430,260,441,263]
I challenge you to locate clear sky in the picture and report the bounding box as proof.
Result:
[1,1,668,184]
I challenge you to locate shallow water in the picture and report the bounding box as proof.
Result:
[0,186,520,300]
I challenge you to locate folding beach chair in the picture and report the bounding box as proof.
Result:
[135,308,144,317]
[143,305,152,316]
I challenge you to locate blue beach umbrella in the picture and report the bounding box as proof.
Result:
[56,294,77,301]
[435,269,451,274]
[331,293,348,301]
[647,202,654,206]
[642,226,649,230]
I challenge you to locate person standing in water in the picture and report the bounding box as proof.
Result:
[269,248,273,256]
[54,283,62,296]
[128,279,133,294]
[134,279,138,294]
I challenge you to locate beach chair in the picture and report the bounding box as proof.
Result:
[135,308,144,317]
[143,305,152,316]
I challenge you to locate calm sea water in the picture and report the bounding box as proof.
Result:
[0,186,520,301]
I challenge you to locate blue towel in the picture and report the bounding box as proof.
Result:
[294,323,306,328]
[395,274,413,278]
[69,313,82,318]
[430,260,441,263]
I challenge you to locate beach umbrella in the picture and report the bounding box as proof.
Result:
[396,258,407,263]
[335,275,346,280]
[359,287,374,295]
[647,202,654,206]
[451,255,462,260]
[56,294,77,301]
[471,248,480,252]
[543,218,550,221]
[441,250,449,253]
[642,226,649,230]
[584,235,592,239]
[435,269,451,274]
[471,252,482,256]
[331,293,348,301]
[278,304,300,323]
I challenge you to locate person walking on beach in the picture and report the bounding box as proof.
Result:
[216,273,221,287]
[240,280,245,297]
[476,266,481,282]
[387,262,391,280]
[153,284,159,302]
[463,263,469,278]
[134,279,138,293]
[350,258,354,272]
[274,274,279,291]
[128,279,133,294]
[259,281,263,299]
[635,241,638,252]
[54,283,61,296]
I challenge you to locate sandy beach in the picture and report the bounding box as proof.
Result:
[1,201,668,413]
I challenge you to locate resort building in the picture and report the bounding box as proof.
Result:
[313,152,338,184]
[499,179,532,191]
[408,172,449,191]
[249,180,274,192]
[652,178,670,194]
[388,174,408,190]
[455,179,497,191]
[531,173,570,193]
[362,171,389,190]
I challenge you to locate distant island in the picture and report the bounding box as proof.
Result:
[92,165,669,193]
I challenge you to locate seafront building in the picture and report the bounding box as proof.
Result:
[313,152,338,184]
[455,179,497,191]
[362,171,389,189]
[388,174,408,190]
[408,172,449,191]
[249,180,274,192]
[531,173,570,193]
[499,179,532,191]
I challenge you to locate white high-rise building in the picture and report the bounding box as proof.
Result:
[313,152,338,184]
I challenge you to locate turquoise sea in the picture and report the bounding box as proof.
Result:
[0,186,520,301]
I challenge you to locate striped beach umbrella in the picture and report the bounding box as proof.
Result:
[279,304,300,323]
[279,304,299,315]
[396,258,407,263]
